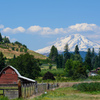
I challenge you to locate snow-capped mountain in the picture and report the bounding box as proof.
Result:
[36,34,100,54]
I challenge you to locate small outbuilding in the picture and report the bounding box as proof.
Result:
[0,65,36,84]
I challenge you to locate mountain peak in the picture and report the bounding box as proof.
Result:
[36,34,100,53]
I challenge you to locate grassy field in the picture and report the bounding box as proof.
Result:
[31,87,100,100]
[40,64,64,76]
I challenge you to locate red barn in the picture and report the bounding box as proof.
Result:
[0,65,35,84]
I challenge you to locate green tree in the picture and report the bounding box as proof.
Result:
[13,55,16,59]
[3,36,10,43]
[70,45,82,62]
[94,55,99,69]
[72,64,87,79]
[49,64,52,69]
[64,44,70,66]
[20,48,23,52]
[49,45,58,63]
[57,54,63,68]
[91,48,96,69]
[9,53,41,79]
[64,59,73,77]
[0,33,3,42]
[65,59,87,79]
[75,45,79,54]
[0,52,5,71]
[84,48,92,70]
[98,48,100,67]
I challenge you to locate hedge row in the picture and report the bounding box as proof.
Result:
[73,82,100,92]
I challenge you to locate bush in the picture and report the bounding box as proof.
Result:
[12,47,15,50]
[89,75,100,80]
[20,48,23,52]
[73,82,100,92]
[24,48,27,53]
[16,48,18,51]
[43,71,55,80]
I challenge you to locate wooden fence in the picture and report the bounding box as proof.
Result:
[0,84,18,99]
[21,82,58,98]
[0,82,58,99]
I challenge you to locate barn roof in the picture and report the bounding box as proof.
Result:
[0,65,36,83]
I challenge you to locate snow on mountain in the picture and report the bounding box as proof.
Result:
[36,34,100,54]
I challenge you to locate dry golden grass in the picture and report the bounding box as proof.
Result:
[0,45,47,59]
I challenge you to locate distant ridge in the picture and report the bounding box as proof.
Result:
[36,34,100,53]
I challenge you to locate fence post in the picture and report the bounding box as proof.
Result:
[18,79,22,98]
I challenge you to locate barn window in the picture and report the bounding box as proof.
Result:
[3,71,6,74]
[12,71,15,74]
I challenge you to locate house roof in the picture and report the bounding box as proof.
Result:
[0,65,36,83]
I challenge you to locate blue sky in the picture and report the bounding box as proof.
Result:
[0,0,100,51]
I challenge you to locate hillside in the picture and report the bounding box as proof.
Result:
[0,43,47,59]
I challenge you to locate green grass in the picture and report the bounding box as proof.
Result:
[30,87,100,100]
[40,64,64,77]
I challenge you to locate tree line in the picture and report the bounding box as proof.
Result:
[0,52,41,79]
[49,44,100,79]
[0,33,27,49]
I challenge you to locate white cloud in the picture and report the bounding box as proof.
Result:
[1,23,100,37]
[13,27,25,33]
[0,24,4,29]
[68,23,99,32]
[2,27,25,34]
[54,28,66,34]
[27,26,42,33]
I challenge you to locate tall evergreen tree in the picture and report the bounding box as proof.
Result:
[98,48,100,67]
[75,45,79,54]
[49,45,58,63]
[91,48,96,69]
[0,52,5,71]
[94,55,99,69]
[64,43,70,65]
[73,45,82,62]
[3,36,10,43]
[85,48,92,70]
[0,33,3,42]
[57,54,63,68]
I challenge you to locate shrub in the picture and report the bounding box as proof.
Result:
[16,48,18,51]
[12,47,15,50]
[73,82,100,92]
[89,75,100,80]
[20,48,23,52]
[43,71,55,80]
[24,48,27,53]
